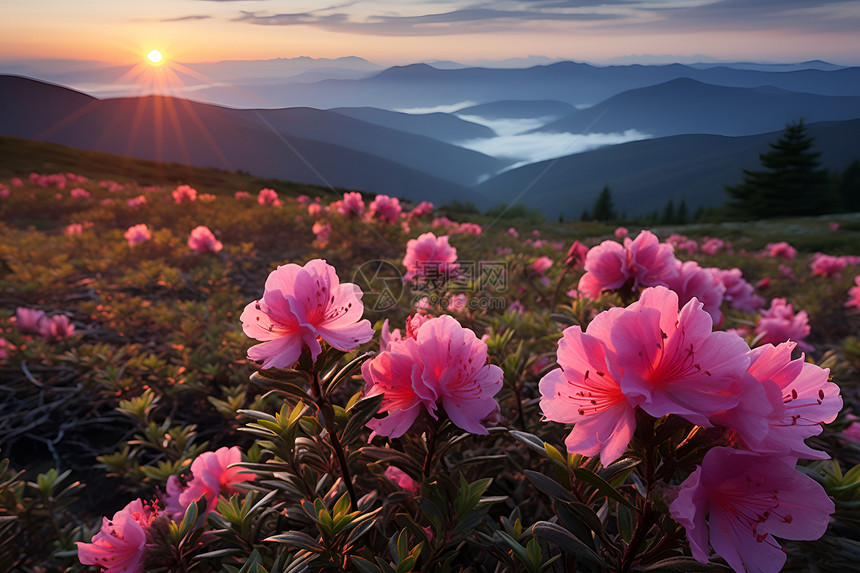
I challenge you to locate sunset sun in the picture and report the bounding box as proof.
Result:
[146,50,163,65]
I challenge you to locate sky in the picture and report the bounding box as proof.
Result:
[2,0,860,68]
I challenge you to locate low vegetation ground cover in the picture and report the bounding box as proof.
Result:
[1,138,860,572]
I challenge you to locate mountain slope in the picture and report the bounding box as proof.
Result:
[329,107,495,143]
[475,119,860,218]
[0,75,481,203]
[534,78,860,137]
[455,100,577,120]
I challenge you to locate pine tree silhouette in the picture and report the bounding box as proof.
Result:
[725,119,828,219]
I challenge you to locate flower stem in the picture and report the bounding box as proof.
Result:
[311,369,358,508]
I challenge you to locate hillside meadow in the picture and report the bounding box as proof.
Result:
[2,138,860,573]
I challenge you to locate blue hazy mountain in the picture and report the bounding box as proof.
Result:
[0,75,493,203]
[454,100,578,120]
[533,78,860,137]
[475,119,860,218]
[328,107,495,143]
[186,61,860,110]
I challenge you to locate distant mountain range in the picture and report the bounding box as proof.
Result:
[184,60,860,110]
[533,78,860,137]
[476,119,860,218]
[1,65,859,218]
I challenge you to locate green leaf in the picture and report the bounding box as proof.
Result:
[497,531,532,569]
[350,556,384,573]
[264,531,324,552]
[632,556,733,571]
[572,467,633,507]
[533,521,610,569]
[342,394,384,445]
[509,430,549,457]
[524,470,578,504]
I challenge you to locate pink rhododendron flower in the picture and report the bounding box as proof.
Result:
[764,241,796,259]
[363,338,437,438]
[829,222,840,231]
[188,226,222,253]
[70,187,91,199]
[507,227,519,238]
[124,224,152,246]
[670,447,834,573]
[172,184,197,203]
[160,475,186,520]
[611,286,747,426]
[257,188,281,207]
[711,268,764,313]
[338,191,365,216]
[127,195,147,210]
[241,259,374,368]
[847,276,860,310]
[368,194,402,223]
[307,202,322,216]
[448,293,468,312]
[15,307,45,334]
[11,177,23,187]
[312,221,330,246]
[532,256,553,275]
[614,226,628,239]
[579,231,679,299]
[385,466,419,493]
[76,498,157,573]
[179,447,252,513]
[65,223,83,235]
[738,342,841,459]
[40,314,75,342]
[198,193,216,203]
[402,232,459,283]
[409,201,434,218]
[755,298,812,352]
[757,277,772,289]
[0,337,16,360]
[564,240,589,269]
[700,237,728,255]
[432,216,457,230]
[664,261,725,325]
[539,311,636,465]
[577,239,628,298]
[810,254,847,278]
[363,315,502,437]
[455,222,482,235]
[415,316,503,435]
[235,190,251,200]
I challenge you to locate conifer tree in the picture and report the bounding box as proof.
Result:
[591,185,616,221]
[725,119,828,219]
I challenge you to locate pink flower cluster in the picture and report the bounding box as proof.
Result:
[124,224,152,246]
[235,191,251,200]
[665,234,698,254]
[257,188,281,207]
[810,253,847,278]
[76,499,157,573]
[70,187,91,199]
[162,446,251,517]
[408,201,434,219]
[172,184,197,204]
[847,276,860,310]
[16,307,75,342]
[763,241,797,259]
[188,226,222,253]
[312,221,331,246]
[700,237,729,255]
[539,286,839,572]
[100,180,125,193]
[241,259,374,368]
[127,195,147,211]
[362,314,503,437]
[29,172,68,189]
[454,222,482,235]
[338,191,365,216]
[368,194,402,224]
[402,232,459,283]
[755,298,812,352]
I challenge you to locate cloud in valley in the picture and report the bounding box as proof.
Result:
[456,125,651,169]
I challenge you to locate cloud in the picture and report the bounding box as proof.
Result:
[456,129,651,168]
[160,15,212,22]
[234,2,626,35]
[638,0,860,33]
[394,101,479,114]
